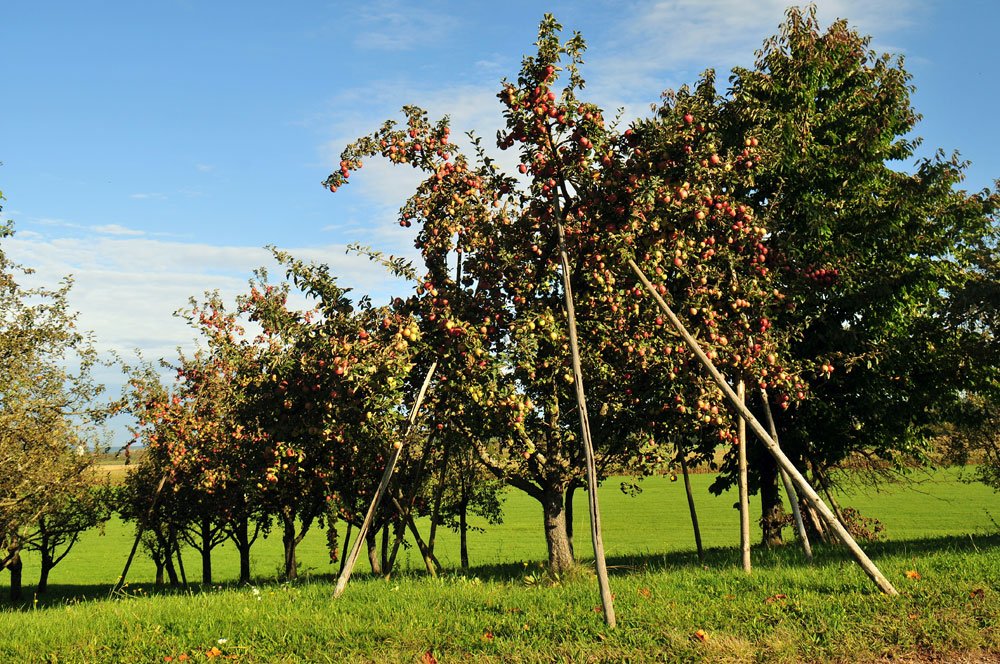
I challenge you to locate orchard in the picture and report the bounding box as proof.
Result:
[2,7,998,658]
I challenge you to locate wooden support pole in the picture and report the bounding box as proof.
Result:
[386,437,435,573]
[390,496,441,577]
[628,258,898,595]
[110,473,169,597]
[760,388,813,562]
[556,221,616,628]
[737,380,751,573]
[333,361,437,598]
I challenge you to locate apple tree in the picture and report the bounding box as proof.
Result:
[720,6,1000,540]
[323,16,802,574]
[121,299,273,586]
[239,249,430,579]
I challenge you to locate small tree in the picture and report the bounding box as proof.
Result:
[26,480,114,593]
[117,453,187,587]
[238,251,422,580]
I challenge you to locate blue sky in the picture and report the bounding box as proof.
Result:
[1,1,997,408]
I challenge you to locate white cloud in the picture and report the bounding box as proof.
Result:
[129,192,166,200]
[3,234,412,365]
[92,224,145,236]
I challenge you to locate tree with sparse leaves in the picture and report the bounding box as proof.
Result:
[0,191,111,601]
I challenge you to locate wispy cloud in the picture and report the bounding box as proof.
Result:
[353,0,460,52]
[129,192,167,200]
[584,0,926,112]
[92,224,145,236]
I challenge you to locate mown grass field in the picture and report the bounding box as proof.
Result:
[1,468,998,662]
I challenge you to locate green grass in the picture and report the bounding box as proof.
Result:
[1,468,998,662]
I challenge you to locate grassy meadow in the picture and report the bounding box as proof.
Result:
[1,467,998,662]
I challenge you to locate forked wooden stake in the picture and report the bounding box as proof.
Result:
[556,221,616,628]
[628,258,898,595]
[334,361,438,598]
[760,388,813,561]
[737,381,751,573]
[110,473,169,597]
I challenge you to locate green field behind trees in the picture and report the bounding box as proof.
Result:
[4,468,997,590]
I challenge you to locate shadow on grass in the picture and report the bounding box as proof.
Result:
[459,531,1000,581]
[0,574,344,612]
[4,531,998,611]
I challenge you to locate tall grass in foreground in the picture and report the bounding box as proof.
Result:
[0,468,997,661]
[1,538,998,662]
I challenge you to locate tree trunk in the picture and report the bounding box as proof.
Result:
[282,512,298,581]
[338,523,352,576]
[200,517,213,584]
[542,486,574,575]
[427,441,451,558]
[37,560,51,594]
[164,552,179,586]
[760,387,813,561]
[803,500,829,543]
[390,501,441,576]
[154,557,165,586]
[758,451,785,547]
[380,523,390,575]
[564,482,577,559]
[679,452,705,564]
[37,539,54,594]
[8,550,22,602]
[174,534,187,587]
[156,529,180,586]
[459,498,470,570]
[385,515,407,574]
[365,529,382,576]
[232,518,252,585]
